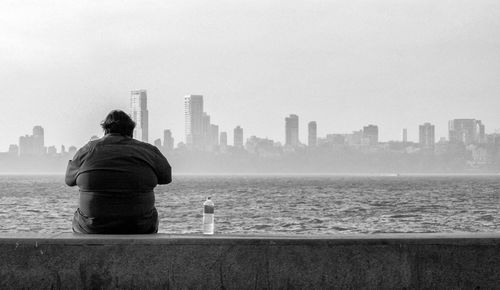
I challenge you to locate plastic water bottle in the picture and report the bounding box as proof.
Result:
[202,197,215,235]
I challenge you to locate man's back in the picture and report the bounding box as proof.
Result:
[66,134,170,192]
[65,110,171,234]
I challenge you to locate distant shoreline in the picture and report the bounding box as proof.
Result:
[1,172,499,177]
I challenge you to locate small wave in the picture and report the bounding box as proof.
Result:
[390,214,420,219]
[331,226,349,231]
[281,223,300,228]
[253,224,272,230]
[477,215,494,222]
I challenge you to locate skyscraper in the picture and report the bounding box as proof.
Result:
[163,129,174,151]
[308,121,317,147]
[32,126,45,155]
[448,119,485,145]
[402,128,407,143]
[419,123,435,150]
[363,125,379,145]
[130,90,149,142]
[285,114,299,147]
[210,124,219,147]
[202,113,211,148]
[184,95,204,148]
[220,132,228,147]
[234,126,243,148]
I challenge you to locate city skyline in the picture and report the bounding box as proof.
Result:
[1,1,500,151]
[4,94,499,152]
[3,92,495,154]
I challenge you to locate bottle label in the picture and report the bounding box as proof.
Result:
[204,205,214,214]
[203,214,214,224]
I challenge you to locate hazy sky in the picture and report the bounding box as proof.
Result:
[1,0,500,151]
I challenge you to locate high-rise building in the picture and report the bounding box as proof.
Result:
[419,123,435,150]
[234,126,243,148]
[202,113,211,147]
[163,130,174,151]
[285,114,299,147]
[448,119,485,145]
[402,128,407,143]
[184,95,204,148]
[363,125,379,145]
[32,126,44,155]
[220,132,228,147]
[130,90,149,142]
[210,124,219,147]
[18,135,32,156]
[154,138,162,149]
[19,126,45,156]
[308,121,317,147]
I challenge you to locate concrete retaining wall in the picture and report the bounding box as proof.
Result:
[0,233,499,289]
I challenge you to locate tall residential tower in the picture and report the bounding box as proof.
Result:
[234,126,243,148]
[184,95,204,149]
[130,90,149,142]
[419,123,435,150]
[308,121,317,147]
[448,119,485,145]
[285,114,299,147]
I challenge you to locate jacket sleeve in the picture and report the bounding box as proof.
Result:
[65,144,89,186]
[153,147,172,185]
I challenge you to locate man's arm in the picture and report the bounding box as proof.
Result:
[65,160,78,186]
[65,145,89,186]
[153,147,172,184]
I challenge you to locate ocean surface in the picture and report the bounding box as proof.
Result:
[0,175,498,235]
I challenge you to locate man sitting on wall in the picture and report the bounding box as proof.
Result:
[65,110,172,234]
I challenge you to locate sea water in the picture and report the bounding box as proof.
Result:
[0,174,498,234]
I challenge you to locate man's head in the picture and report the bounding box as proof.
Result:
[101,110,136,137]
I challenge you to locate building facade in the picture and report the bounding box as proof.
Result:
[363,125,379,145]
[448,119,485,145]
[308,121,317,147]
[163,130,174,151]
[19,126,45,156]
[210,124,219,147]
[184,95,204,149]
[234,126,243,148]
[130,90,149,142]
[285,114,299,147]
[419,123,435,150]
[220,132,228,147]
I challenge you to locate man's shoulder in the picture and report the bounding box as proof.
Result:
[128,139,161,152]
[94,135,161,154]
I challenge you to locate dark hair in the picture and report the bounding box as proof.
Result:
[101,110,136,137]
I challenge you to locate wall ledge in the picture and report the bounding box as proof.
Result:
[1,233,499,289]
[1,232,499,245]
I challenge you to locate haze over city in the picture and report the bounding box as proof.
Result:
[1,0,500,151]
